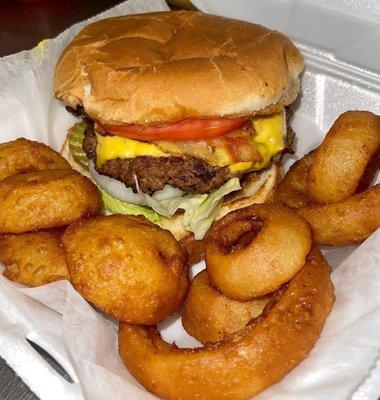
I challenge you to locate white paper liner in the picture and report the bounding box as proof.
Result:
[0,1,379,399]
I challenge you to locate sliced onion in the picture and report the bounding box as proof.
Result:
[88,161,184,205]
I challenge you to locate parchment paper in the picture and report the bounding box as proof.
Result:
[0,1,379,399]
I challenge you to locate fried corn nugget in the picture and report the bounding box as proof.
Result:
[62,215,189,324]
[0,229,68,287]
[0,138,70,181]
[0,170,100,233]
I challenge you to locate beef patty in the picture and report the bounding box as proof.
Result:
[83,124,230,194]
[82,114,294,194]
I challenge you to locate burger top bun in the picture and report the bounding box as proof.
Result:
[54,11,303,126]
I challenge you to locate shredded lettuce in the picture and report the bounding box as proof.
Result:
[68,122,89,169]
[137,178,241,239]
[68,121,241,238]
[100,189,163,226]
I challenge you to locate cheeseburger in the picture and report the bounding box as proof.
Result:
[55,11,303,240]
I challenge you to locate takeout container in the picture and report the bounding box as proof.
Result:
[0,0,379,399]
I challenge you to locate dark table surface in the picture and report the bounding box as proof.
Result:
[0,0,124,57]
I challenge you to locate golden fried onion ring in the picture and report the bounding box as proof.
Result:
[299,184,380,246]
[182,270,270,343]
[0,138,70,181]
[119,247,334,400]
[179,234,205,267]
[307,111,380,204]
[205,204,312,300]
[0,170,100,233]
[63,215,189,324]
[271,112,380,246]
[271,151,315,209]
[0,229,68,287]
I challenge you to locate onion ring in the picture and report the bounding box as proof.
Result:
[299,184,380,246]
[178,234,205,267]
[0,170,100,233]
[307,111,380,204]
[0,229,68,287]
[270,151,315,209]
[182,270,270,343]
[118,247,334,400]
[0,138,70,181]
[205,204,312,300]
[63,215,189,324]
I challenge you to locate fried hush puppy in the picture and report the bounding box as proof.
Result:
[0,229,68,287]
[0,138,70,180]
[0,169,100,233]
[182,270,271,344]
[62,215,189,324]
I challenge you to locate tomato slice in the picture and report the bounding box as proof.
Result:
[100,117,249,141]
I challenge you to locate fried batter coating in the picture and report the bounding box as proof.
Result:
[299,184,380,246]
[0,170,100,233]
[62,215,189,324]
[0,138,70,181]
[307,111,380,204]
[0,229,68,287]
[270,151,315,209]
[118,247,334,400]
[205,204,312,300]
[182,270,270,343]
[179,234,205,266]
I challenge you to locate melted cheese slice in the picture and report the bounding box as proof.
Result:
[230,111,286,173]
[95,111,285,172]
[96,133,167,167]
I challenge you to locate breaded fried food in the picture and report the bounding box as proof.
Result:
[307,111,380,204]
[182,270,270,343]
[118,247,334,400]
[270,151,315,209]
[205,204,312,300]
[299,184,380,246]
[0,170,100,233]
[0,229,68,287]
[62,215,189,324]
[179,234,205,266]
[0,138,70,181]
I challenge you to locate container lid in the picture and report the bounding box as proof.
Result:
[192,0,380,75]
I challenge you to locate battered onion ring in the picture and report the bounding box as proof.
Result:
[299,184,380,246]
[63,215,189,324]
[179,234,205,267]
[0,229,68,287]
[182,270,270,343]
[0,170,100,233]
[0,138,70,181]
[205,204,312,300]
[119,247,334,400]
[307,111,380,204]
[270,151,315,209]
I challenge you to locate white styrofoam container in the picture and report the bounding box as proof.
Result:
[192,0,380,166]
[0,1,379,400]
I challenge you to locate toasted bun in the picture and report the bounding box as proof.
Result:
[162,163,280,240]
[54,11,303,126]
